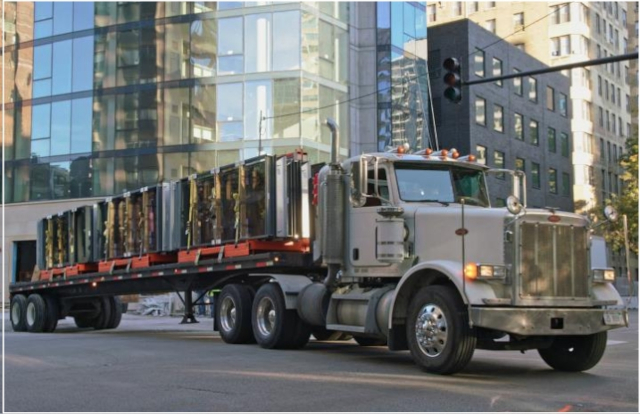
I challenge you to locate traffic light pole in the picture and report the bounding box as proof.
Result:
[462,52,638,87]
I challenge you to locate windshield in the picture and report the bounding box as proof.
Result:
[395,164,490,207]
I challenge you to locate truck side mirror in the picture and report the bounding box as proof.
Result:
[351,157,368,207]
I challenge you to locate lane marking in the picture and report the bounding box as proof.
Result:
[606,340,627,345]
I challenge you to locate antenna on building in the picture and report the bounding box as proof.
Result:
[258,110,263,155]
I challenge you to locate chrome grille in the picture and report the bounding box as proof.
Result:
[520,222,589,298]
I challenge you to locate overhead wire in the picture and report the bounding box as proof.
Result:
[262,2,573,121]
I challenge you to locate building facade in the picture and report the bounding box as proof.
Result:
[429,20,573,212]
[426,1,633,214]
[2,2,430,293]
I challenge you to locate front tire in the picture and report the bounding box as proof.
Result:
[217,284,255,344]
[538,332,607,372]
[10,295,28,332]
[406,285,476,375]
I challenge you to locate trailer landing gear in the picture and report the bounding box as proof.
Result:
[180,289,199,324]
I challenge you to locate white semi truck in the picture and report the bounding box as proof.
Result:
[10,119,628,374]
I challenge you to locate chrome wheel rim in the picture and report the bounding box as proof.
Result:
[26,302,36,327]
[415,303,448,358]
[11,302,20,325]
[256,297,276,337]
[219,296,237,333]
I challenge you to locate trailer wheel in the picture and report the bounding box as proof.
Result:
[74,316,95,329]
[25,294,47,333]
[217,284,255,344]
[406,285,476,375]
[354,336,387,347]
[94,298,113,330]
[538,332,607,372]
[252,283,307,349]
[10,295,28,332]
[105,297,123,329]
[42,296,60,333]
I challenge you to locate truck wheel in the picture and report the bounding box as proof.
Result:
[94,297,112,330]
[217,284,255,344]
[10,295,28,332]
[354,336,387,347]
[105,297,123,329]
[538,332,607,372]
[252,283,303,349]
[42,296,60,333]
[25,294,47,333]
[74,316,96,329]
[406,285,476,375]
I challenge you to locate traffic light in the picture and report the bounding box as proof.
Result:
[443,57,462,104]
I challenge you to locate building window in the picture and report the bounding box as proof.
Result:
[513,12,524,29]
[553,3,570,24]
[515,157,525,172]
[532,162,541,189]
[493,104,503,132]
[548,127,556,152]
[559,93,567,116]
[562,172,571,196]
[487,2,496,9]
[549,168,558,194]
[528,77,537,102]
[476,145,487,165]
[530,119,539,145]
[453,2,463,16]
[485,19,496,34]
[600,138,605,162]
[513,69,522,95]
[474,49,485,77]
[598,75,602,95]
[560,133,569,157]
[427,4,436,23]
[469,2,479,13]
[546,86,555,111]
[475,97,486,126]
[493,58,503,87]
[494,150,505,179]
[514,113,524,140]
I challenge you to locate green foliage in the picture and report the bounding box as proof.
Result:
[588,136,638,255]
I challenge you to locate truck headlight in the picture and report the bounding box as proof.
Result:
[465,263,508,281]
[593,269,615,283]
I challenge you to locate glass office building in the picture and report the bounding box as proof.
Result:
[3,2,350,203]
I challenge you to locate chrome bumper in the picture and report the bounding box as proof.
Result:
[470,307,628,336]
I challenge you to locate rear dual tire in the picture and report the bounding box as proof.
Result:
[73,296,122,330]
[19,294,59,333]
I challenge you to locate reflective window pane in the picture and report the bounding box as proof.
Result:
[218,2,243,10]
[273,12,301,71]
[69,157,92,198]
[164,87,191,145]
[34,45,52,80]
[192,85,216,143]
[71,98,93,153]
[73,36,94,92]
[35,20,53,39]
[218,122,243,142]
[219,18,243,55]
[73,2,95,31]
[35,2,53,21]
[52,40,72,95]
[50,101,72,156]
[403,2,416,38]
[377,2,390,29]
[245,81,272,140]
[31,140,51,158]
[53,2,73,36]
[52,162,71,199]
[190,19,216,78]
[164,23,189,81]
[32,104,51,139]
[391,2,403,48]
[274,79,300,139]
[217,83,243,121]
[30,164,51,200]
[245,14,272,73]
[33,79,52,98]
[302,12,318,74]
[218,55,243,75]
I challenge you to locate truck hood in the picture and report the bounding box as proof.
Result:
[410,205,509,266]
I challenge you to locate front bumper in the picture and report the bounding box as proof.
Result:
[470,307,628,336]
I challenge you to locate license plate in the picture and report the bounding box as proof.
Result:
[603,310,625,326]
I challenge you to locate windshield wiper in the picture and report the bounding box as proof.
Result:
[415,199,450,206]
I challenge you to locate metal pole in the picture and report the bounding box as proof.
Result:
[623,215,634,305]
[258,110,263,155]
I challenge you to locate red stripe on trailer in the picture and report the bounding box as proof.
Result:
[256,262,268,268]
[225,264,242,270]
[198,267,208,273]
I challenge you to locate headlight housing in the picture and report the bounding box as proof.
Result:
[593,268,615,283]
[465,263,508,281]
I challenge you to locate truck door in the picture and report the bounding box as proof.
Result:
[348,167,390,268]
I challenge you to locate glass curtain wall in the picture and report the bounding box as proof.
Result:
[3,1,348,203]
[376,2,431,152]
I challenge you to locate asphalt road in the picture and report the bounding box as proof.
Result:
[4,311,638,412]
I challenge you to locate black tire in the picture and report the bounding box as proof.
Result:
[354,336,387,347]
[42,296,60,333]
[312,327,344,341]
[94,297,112,330]
[217,284,255,344]
[105,297,123,329]
[121,302,129,314]
[25,294,47,333]
[10,295,28,332]
[406,285,476,375]
[252,283,307,349]
[538,332,608,372]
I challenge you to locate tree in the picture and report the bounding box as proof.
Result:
[588,135,638,255]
